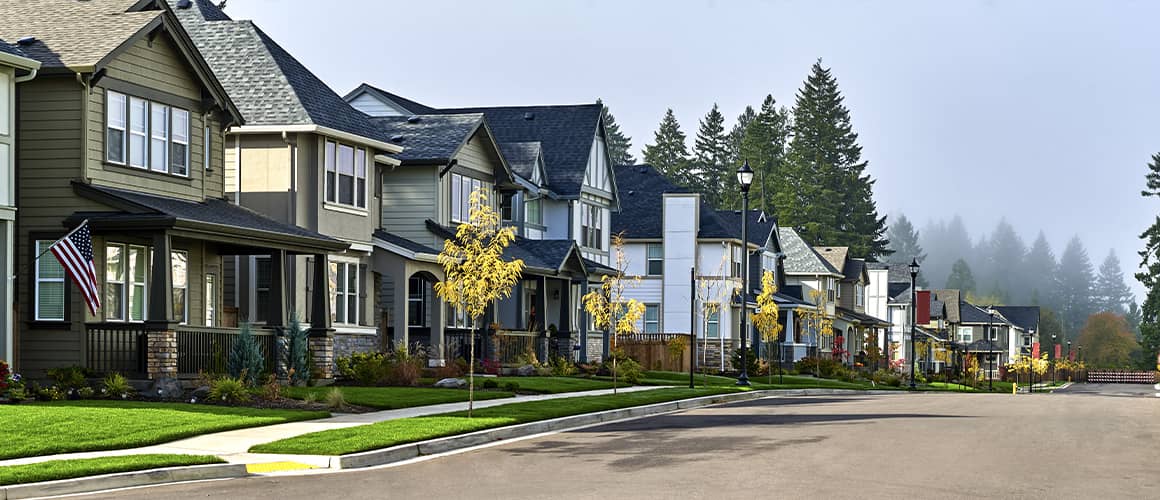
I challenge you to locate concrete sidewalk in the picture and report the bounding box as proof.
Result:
[0,385,665,468]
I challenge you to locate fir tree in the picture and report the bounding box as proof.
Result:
[691,103,731,208]
[1024,231,1059,310]
[721,105,757,211]
[288,314,310,385]
[985,219,1027,302]
[779,59,888,258]
[228,323,265,386]
[1094,250,1134,315]
[739,95,791,215]
[1057,236,1096,338]
[945,258,976,294]
[642,108,691,187]
[598,98,634,166]
[1138,153,1160,364]
[885,213,927,286]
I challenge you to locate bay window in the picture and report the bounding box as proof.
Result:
[525,196,542,225]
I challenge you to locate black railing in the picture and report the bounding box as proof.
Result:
[176,326,276,377]
[86,323,148,377]
[494,331,538,365]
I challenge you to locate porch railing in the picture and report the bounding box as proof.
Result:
[494,331,538,365]
[176,326,276,377]
[86,323,148,377]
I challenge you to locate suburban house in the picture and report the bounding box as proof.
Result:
[2,0,346,378]
[0,41,39,364]
[955,304,1039,379]
[611,164,812,370]
[778,227,844,361]
[814,246,891,366]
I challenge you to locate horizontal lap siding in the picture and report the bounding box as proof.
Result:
[382,166,437,247]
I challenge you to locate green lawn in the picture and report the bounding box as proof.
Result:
[251,387,738,456]
[0,401,329,460]
[471,377,619,394]
[282,386,514,410]
[0,454,223,486]
[642,371,880,390]
[926,382,979,392]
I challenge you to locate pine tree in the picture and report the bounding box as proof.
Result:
[985,219,1027,302]
[598,98,634,166]
[739,95,791,215]
[691,103,731,208]
[1138,153,1160,364]
[642,109,691,187]
[1127,301,1143,337]
[945,258,976,294]
[721,106,757,211]
[1024,231,1059,310]
[228,323,265,386]
[1057,236,1096,339]
[779,59,888,258]
[1094,250,1134,315]
[885,214,927,286]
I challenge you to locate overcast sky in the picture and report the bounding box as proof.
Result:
[225,0,1157,298]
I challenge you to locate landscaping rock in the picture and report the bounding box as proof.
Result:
[434,378,467,389]
[145,377,183,400]
[516,365,536,377]
[192,385,211,399]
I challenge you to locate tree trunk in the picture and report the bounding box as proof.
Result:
[468,324,476,417]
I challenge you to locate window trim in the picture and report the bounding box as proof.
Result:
[407,277,427,327]
[105,89,192,178]
[324,140,367,209]
[706,307,720,339]
[644,303,661,334]
[34,239,67,322]
[172,250,189,325]
[330,259,360,326]
[646,243,663,276]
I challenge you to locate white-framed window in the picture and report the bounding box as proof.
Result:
[580,204,602,249]
[525,196,542,225]
[988,326,999,341]
[732,245,742,278]
[450,173,490,223]
[129,97,147,168]
[129,246,147,322]
[106,91,127,164]
[324,140,366,209]
[104,243,148,322]
[172,250,188,325]
[330,260,359,325]
[205,274,216,327]
[706,308,720,338]
[855,284,864,307]
[106,90,191,177]
[407,277,426,327]
[203,123,211,171]
[644,304,660,333]
[35,240,66,321]
[957,326,972,343]
[446,303,471,329]
[646,244,663,276]
[149,102,169,173]
[171,108,190,175]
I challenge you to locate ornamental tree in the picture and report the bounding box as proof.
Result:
[751,270,783,383]
[434,189,525,417]
[583,234,645,394]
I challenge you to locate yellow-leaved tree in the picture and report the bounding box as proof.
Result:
[803,289,834,378]
[751,270,782,384]
[434,189,524,417]
[582,233,645,395]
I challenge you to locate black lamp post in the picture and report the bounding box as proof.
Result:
[1078,344,1083,381]
[736,161,754,387]
[986,307,995,392]
[1067,340,1073,382]
[908,258,919,390]
[1052,333,1058,385]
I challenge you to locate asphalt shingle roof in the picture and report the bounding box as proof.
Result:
[0,38,29,60]
[815,247,849,275]
[0,0,158,69]
[172,1,394,144]
[933,289,962,323]
[372,114,484,164]
[960,303,1004,324]
[993,306,1040,331]
[372,229,440,255]
[779,227,841,275]
[498,141,543,181]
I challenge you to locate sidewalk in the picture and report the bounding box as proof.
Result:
[0,385,665,469]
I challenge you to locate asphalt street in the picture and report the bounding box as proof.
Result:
[82,385,1160,500]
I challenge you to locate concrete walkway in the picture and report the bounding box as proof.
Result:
[0,385,664,468]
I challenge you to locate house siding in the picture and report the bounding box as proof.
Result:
[382,165,437,247]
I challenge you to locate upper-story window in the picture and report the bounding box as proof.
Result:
[105,90,190,176]
[325,141,367,209]
[500,193,515,222]
[580,204,603,250]
[450,173,490,223]
[646,244,663,276]
[855,283,864,307]
[957,326,972,343]
[644,304,660,333]
[525,196,542,226]
[731,245,742,278]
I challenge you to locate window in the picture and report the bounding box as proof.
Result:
[205,274,216,327]
[644,304,660,333]
[957,327,972,343]
[446,303,470,328]
[855,284,864,307]
[128,247,147,322]
[323,141,366,209]
[827,278,836,302]
[407,277,426,327]
[732,245,742,278]
[338,144,355,205]
[580,204,602,249]
[706,308,720,338]
[254,256,270,322]
[355,147,366,208]
[646,244,663,276]
[172,250,188,324]
[105,244,126,321]
[988,327,999,341]
[105,244,148,322]
[330,260,359,325]
[35,240,66,321]
[105,90,191,177]
[500,193,514,221]
[324,141,336,203]
[203,123,211,171]
[450,173,491,223]
[525,196,542,225]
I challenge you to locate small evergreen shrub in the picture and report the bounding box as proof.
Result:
[102,372,134,399]
[501,381,520,392]
[288,314,311,386]
[482,379,499,389]
[228,323,265,386]
[730,347,760,376]
[46,365,88,391]
[209,375,251,403]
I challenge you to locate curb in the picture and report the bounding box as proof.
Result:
[0,463,247,500]
[336,388,898,469]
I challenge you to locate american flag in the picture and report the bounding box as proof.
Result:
[49,221,101,315]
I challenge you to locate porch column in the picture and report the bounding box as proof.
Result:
[559,279,572,358]
[538,275,549,362]
[784,308,795,367]
[309,253,334,380]
[430,282,446,367]
[268,249,288,380]
[145,231,177,380]
[578,277,589,363]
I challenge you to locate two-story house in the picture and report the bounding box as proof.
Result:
[778,227,845,362]
[3,0,345,379]
[814,247,891,365]
[0,41,39,364]
[172,0,404,374]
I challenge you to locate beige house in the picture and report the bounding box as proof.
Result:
[1,0,345,378]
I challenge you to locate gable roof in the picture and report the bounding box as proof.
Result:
[710,210,776,248]
[933,289,962,323]
[0,0,159,71]
[993,306,1040,332]
[498,141,544,183]
[779,227,842,276]
[814,247,849,274]
[345,83,438,115]
[960,302,1004,324]
[372,114,485,165]
[171,1,397,148]
[0,38,39,70]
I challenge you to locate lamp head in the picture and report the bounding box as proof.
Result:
[908,258,920,278]
[737,160,754,193]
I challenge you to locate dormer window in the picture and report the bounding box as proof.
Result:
[106,90,190,177]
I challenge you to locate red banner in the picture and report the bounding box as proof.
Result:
[915,290,931,324]
[1054,344,1061,359]
[1032,342,1040,358]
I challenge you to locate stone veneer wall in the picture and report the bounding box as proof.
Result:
[586,333,604,363]
[308,335,334,380]
[334,333,379,361]
[696,339,737,372]
[146,330,177,379]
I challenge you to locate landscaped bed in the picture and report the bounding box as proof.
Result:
[249,387,738,456]
[0,401,329,460]
[0,454,224,486]
[282,386,515,410]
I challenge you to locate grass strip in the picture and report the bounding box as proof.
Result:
[0,454,223,486]
[0,401,329,460]
[250,387,738,456]
[282,386,514,410]
[471,377,619,394]
[640,371,881,390]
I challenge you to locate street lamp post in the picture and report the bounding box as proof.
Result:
[1052,333,1057,385]
[1078,344,1083,382]
[908,259,919,390]
[735,161,754,387]
[987,308,995,392]
[1067,340,1072,382]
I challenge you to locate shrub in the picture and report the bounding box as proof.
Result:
[102,372,134,399]
[209,375,251,403]
[302,391,319,405]
[384,343,424,387]
[261,374,281,400]
[288,314,311,386]
[795,357,847,379]
[501,381,520,392]
[605,353,642,384]
[836,368,857,383]
[482,379,499,389]
[870,369,902,387]
[577,363,599,376]
[46,365,88,392]
[37,385,64,401]
[549,356,576,377]
[433,362,465,379]
[77,387,96,399]
[336,352,386,385]
[730,347,760,376]
[228,323,265,386]
[324,387,346,409]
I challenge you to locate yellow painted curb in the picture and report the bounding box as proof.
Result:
[246,462,316,473]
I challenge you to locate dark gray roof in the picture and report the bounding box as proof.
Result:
[0,38,28,59]
[961,303,1004,324]
[779,227,841,276]
[964,339,1005,352]
[842,258,866,283]
[172,2,393,144]
[498,142,543,181]
[372,114,484,164]
[993,306,1040,332]
[505,238,583,274]
[710,210,775,247]
[347,83,438,115]
[373,229,439,255]
[836,307,891,327]
[888,283,911,302]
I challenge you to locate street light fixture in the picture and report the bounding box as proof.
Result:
[908,258,919,390]
[986,307,996,392]
[1052,333,1058,385]
[736,161,754,387]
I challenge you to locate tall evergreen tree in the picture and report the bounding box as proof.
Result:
[598,99,634,166]
[1094,250,1134,315]
[778,60,888,258]
[885,213,927,286]
[691,103,731,208]
[1057,235,1096,339]
[1138,153,1160,365]
[739,95,791,215]
[1023,231,1059,310]
[945,258,976,294]
[642,109,691,187]
[721,106,757,211]
[985,219,1027,302]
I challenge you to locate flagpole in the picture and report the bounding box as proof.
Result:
[11,219,90,280]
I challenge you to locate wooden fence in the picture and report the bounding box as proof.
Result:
[1086,370,1156,384]
[620,333,691,372]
